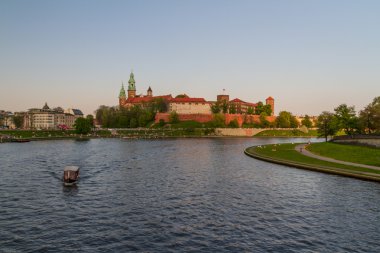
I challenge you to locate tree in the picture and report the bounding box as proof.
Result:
[211,103,221,114]
[247,107,254,115]
[317,111,339,142]
[334,104,358,135]
[358,96,380,133]
[228,119,239,128]
[129,118,138,128]
[259,112,270,128]
[229,104,236,114]
[152,98,168,113]
[74,117,92,134]
[301,115,313,128]
[210,113,225,127]
[13,115,24,129]
[221,101,229,113]
[275,111,297,128]
[169,111,179,124]
[254,101,272,116]
[86,115,94,128]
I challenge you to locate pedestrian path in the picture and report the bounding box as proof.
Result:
[295,144,380,171]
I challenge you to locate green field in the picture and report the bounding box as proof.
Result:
[307,142,380,167]
[254,129,318,137]
[0,130,77,138]
[246,143,380,175]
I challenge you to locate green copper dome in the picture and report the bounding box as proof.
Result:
[119,83,126,98]
[128,72,136,91]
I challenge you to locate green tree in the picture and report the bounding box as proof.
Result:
[317,111,339,142]
[129,118,137,128]
[334,104,358,135]
[74,117,92,134]
[275,111,296,128]
[221,101,229,113]
[86,115,94,128]
[211,103,221,114]
[210,113,225,127]
[229,104,236,114]
[13,115,24,129]
[358,96,380,134]
[301,115,313,128]
[247,107,254,115]
[169,111,179,124]
[263,104,272,116]
[152,98,168,113]
[228,119,239,128]
[259,112,270,128]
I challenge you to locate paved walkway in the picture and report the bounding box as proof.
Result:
[295,144,380,171]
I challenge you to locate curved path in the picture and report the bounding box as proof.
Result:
[295,144,380,171]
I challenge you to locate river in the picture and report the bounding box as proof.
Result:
[1,138,379,252]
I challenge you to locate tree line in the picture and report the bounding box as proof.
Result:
[317,96,380,141]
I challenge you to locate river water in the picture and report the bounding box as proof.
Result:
[1,138,379,252]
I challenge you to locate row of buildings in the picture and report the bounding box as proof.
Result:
[1,103,83,130]
[118,72,275,122]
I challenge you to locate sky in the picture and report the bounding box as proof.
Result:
[1,0,379,116]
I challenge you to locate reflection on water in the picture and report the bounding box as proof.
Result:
[1,138,380,252]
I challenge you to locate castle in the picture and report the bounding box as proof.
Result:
[118,72,275,125]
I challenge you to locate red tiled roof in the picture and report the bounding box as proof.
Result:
[169,97,207,103]
[230,98,257,107]
[230,98,246,103]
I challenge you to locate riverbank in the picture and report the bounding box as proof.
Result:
[254,129,318,137]
[245,143,380,182]
[306,142,380,167]
[0,128,318,142]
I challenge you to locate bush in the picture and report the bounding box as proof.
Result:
[169,111,179,124]
[228,119,239,128]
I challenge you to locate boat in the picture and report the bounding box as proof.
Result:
[63,166,80,186]
[11,138,30,143]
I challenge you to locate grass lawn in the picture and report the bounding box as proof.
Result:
[307,142,380,167]
[254,129,318,137]
[246,143,380,175]
[0,130,77,138]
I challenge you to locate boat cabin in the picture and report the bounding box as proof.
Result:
[63,166,80,185]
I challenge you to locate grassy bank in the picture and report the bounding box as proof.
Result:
[0,130,112,140]
[254,129,318,137]
[117,128,216,138]
[245,143,380,182]
[307,142,380,167]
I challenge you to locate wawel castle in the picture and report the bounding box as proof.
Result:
[119,72,275,126]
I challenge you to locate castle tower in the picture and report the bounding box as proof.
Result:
[147,86,152,97]
[265,96,275,116]
[119,82,126,106]
[127,72,136,98]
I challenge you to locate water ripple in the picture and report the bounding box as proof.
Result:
[1,138,380,252]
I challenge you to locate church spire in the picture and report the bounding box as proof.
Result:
[128,72,136,91]
[119,82,126,98]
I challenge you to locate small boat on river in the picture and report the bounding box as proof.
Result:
[63,166,80,186]
[11,138,30,143]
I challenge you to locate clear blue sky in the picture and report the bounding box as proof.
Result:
[1,0,379,115]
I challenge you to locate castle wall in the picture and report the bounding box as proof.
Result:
[224,114,276,127]
[155,113,213,123]
[155,112,276,127]
[169,102,211,114]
